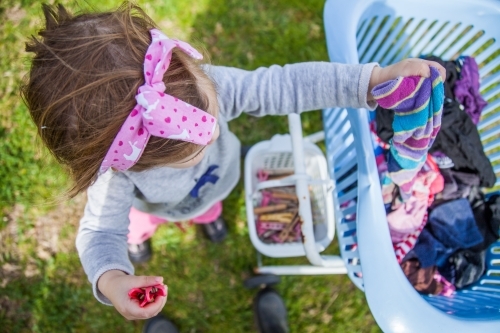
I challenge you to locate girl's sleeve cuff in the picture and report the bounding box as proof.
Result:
[92,263,134,306]
[358,62,380,110]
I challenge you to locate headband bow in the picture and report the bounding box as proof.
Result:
[100,29,217,172]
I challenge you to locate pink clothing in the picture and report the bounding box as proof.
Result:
[387,196,428,243]
[389,155,444,261]
[393,211,428,263]
[435,272,456,297]
[127,201,222,244]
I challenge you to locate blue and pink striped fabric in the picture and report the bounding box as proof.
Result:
[372,66,444,199]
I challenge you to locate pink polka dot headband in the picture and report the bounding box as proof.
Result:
[100,29,217,172]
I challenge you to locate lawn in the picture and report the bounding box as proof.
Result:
[0,0,380,332]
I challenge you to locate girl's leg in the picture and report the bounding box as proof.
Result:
[127,208,167,263]
[191,201,223,224]
[128,207,166,245]
[128,202,222,244]
[127,202,226,263]
[192,201,227,242]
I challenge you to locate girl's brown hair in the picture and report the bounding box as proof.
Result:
[21,3,217,197]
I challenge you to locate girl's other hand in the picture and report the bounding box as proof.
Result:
[368,58,447,101]
[97,270,167,320]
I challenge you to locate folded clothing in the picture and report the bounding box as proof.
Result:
[435,189,498,289]
[431,198,484,249]
[393,212,428,263]
[429,99,496,187]
[469,190,500,252]
[388,196,428,243]
[431,151,454,169]
[401,259,444,295]
[375,56,495,188]
[454,56,488,125]
[372,66,444,199]
[391,155,444,262]
[440,249,486,289]
[434,169,480,204]
[388,157,443,243]
[413,198,483,267]
[412,228,452,268]
[423,55,459,100]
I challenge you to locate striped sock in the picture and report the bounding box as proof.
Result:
[372,66,444,199]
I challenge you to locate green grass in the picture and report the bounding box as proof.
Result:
[0,1,379,332]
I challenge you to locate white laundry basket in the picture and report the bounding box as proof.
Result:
[245,114,347,275]
[244,132,335,258]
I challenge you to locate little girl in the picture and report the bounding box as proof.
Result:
[22,3,445,321]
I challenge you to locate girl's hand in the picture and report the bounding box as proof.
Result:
[368,58,447,101]
[98,270,167,320]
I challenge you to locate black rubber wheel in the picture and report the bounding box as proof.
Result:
[241,145,253,158]
[128,239,153,264]
[244,274,281,289]
[202,217,228,243]
[253,288,289,333]
[142,314,179,333]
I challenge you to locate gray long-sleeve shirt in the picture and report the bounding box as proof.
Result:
[76,62,378,305]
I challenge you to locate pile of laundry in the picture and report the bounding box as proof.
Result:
[371,55,500,296]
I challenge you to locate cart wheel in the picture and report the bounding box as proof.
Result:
[244,274,281,289]
[253,288,289,333]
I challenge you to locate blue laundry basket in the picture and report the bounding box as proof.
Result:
[322,0,500,331]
